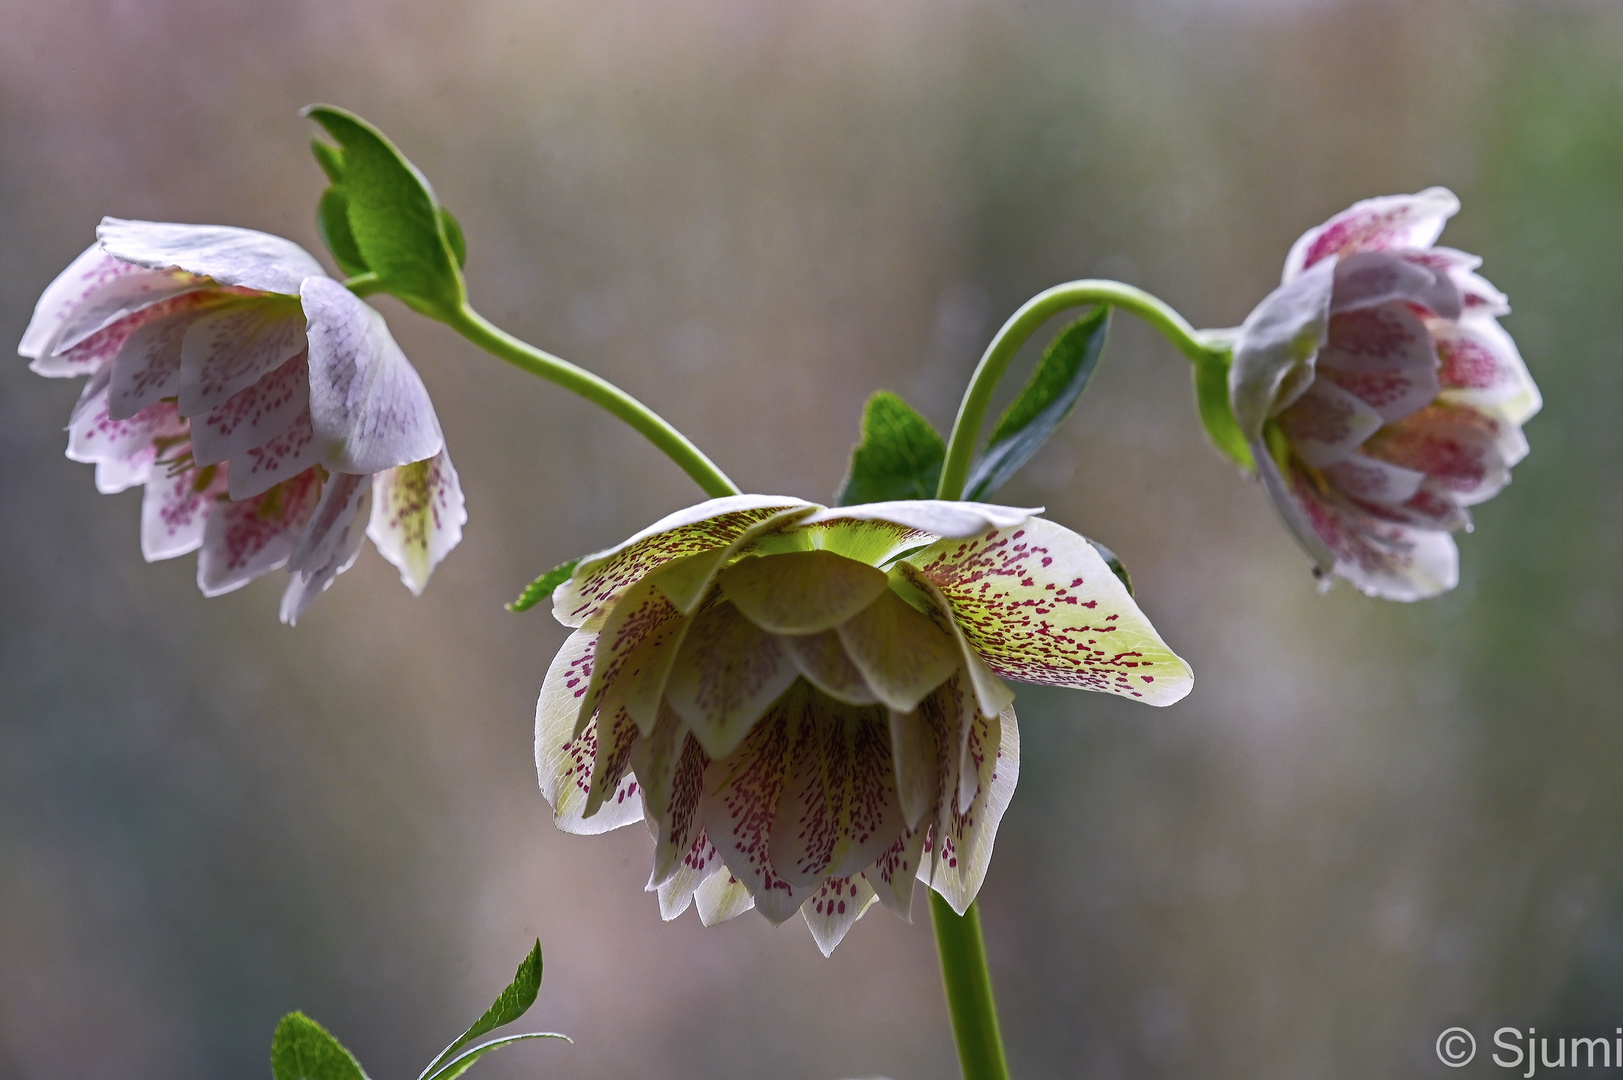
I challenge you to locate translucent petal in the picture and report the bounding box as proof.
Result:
[1283,188,1459,278]
[279,472,373,625]
[887,707,940,829]
[573,574,684,740]
[67,381,189,495]
[798,500,1038,540]
[1434,318,1541,429]
[196,468,322,596]
[225,410,324,501]
[1292,470,1460,601]
[535,628,597,788]
[1228,259,1337,440]
[651,833,724,920]
[367,449,467,595]
[1363,404,1511,506]
[141,460,227,561]
[719,549,889,634]
[862,823,929,921]
[1276,379,1385,467]
[835,588,959,713]
[97,217,325,296]
[666,601,799,760]
[801,876,878,956]
[892,563,1015,720]
[920,706,1018,917]
[780,630,880,706]
[634,705,711,889]
[694,869,756,926]
[107,295,225,418]
[176,296,308,415]
[582,694,642,819]
[1313,302,1441,425]
[190,352,310,467]
[1329,250,1460,320]
[22,242,203,360]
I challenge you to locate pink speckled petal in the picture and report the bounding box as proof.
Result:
[1329,250,1461,320]
[1276,380,1385,468]
[574,574,684,739]
[769,698,905,889]
[535,630,645,835]
[780,631,880,706]
[191,352,310,467]
[583,694,642,820]
[1363,404,1512,506]
[1229,258,1337,440]
[1322,453,1427,506]
[921,669,985,816]
[141,459,227,561]
[1344,482,1471,533]
[20,245,124,360]
[196,468,322,596]
[720,549,889,635]
[700,689,813,924]
[919,705,1017,917]
[21,243,203,362]
[1434,319,1541,428]
[367,448,467,595]
[279,472,373,625]
[536,629,597,769]
[887,706,940,829]
[799,501,1038,540]
[801,875,878,956]
[1314,303,1441,425]
[903,516,1192,705]
[97,218,326,296]
[301,278,445,474]
[1283,188,1459,279]
[177,296,307,415]
[667,600,799,760]
[1402,247,1510,318]
[106,294,230,418]
[651,833,724,920]
[225,409,324,501]
[553,496,816,629]
[835,589,960,713]
[862,823,929,921]
[893,563,1015,720]
[635,704,711,889]
[1293,469,1459,600]
[67,378,190,495]
[694,868,756,926]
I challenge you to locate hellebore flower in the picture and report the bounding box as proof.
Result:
[536,495,1192,953]
[19,218,465,622]
[1228,188,1540,600]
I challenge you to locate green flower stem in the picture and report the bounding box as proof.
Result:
[936,280,1223,501]
[443,305,741,499]
[931,893,1010,1080]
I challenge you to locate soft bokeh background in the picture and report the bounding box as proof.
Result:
[2,0,1620,1077]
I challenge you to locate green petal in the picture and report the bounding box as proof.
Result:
[835,588,960,713]
[665,601,799,759]
[720,550,889,634]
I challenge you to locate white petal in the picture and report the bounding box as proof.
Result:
[66,379,189,495]
[226,410,325,501]
[780,631,880,706]
[650,833,724,920]
[719,549,889,635]
[301,277,444,474]
[279,472,373,625]
[535,682,645,837]
[920,706,1019,917]
[191,353,311,468]
[1322,454,1427,506]
[20,244,115,359]
[798,501,1039,540]
[536,629,598,807]
[97,217,325,296]
[1292,474,1460,601]
[892,564,1015,720]
[635,705,711,888]
[178,296,308,415]
[367,449,467,595]
[196,469,323,596]
[834,589,960,713]
[1313,303,1441,426]
[887,707,940,830]
[694,868,757,926]
[141,460,227,561]
[666,600,800,759]
[1276,379,1385,467]
[572,574,685,740]
[1434,318,1541,429]
[22,243,201,362]
[1330,250,1461,320]
[1283,188,1459,279]
[862,824,929,921]
[1229,258,1337,440]
[107,296,224,419]
[801,876,878,956]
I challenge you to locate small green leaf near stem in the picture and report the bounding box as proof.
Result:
[937,280,1226,501]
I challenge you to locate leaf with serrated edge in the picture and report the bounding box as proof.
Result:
[271,1013,367,1080]
[967,308,1108,500]
[418,942,543,1080]
[509,558,581,612]
[836,391,945,505]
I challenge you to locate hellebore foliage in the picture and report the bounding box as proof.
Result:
[269,941,567,1080]
[1193,346,1253,470]
[837,391,946,505]
[304,105,468,320]
[509,558,583,613]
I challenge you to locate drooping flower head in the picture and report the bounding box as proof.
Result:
[19,219,466,621]
[1227,188,1540,600]
[536,496,1192,953]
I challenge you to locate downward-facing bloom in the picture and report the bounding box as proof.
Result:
[536,496,1191,953]
[1227,188,1540,600]
[19,218,465,621]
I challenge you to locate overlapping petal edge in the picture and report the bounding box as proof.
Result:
[535,495,1192,954]
[18,218,465,622]
[1227,188,1540,601]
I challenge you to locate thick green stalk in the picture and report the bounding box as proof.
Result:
[936,279,1222,500]
[931,894,1010,1080]
[443,305,740,499]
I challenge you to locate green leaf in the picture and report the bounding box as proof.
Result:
[271,1013,368,1080]
[1088,539,1133,596]
[439,207,468,268]
[418,941,544,1080]
[316,188,369,278]
[966,307,1109,501]
[310,139,345,184]
[304,105,465,319]
[1194,348,1253,470]
[509,559,581,613]
[835,391,945,505]
[424,1033,572,1080]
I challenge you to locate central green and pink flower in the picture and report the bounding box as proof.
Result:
[536,496,1191,953]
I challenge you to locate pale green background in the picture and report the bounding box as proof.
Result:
[1,1,1620,1077]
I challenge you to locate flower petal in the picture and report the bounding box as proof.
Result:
[650,833,724,921]
[634,704,711,889]
[892,563,1015,720]
[769,698,905,889]
[801,876,878,956]
[666,600,800,760]
[20,245,124,360]
[553,496,816,628]
[190,352,310,468]
[225,410,325,501]
[1363,404,1512,506]
[1434,319,1541,428]
[97,217,326,296]
[862,824,929,921]
[279,472,373,625]
[67,379,189,495]
[367,448,467,595]
[1229,258,1337,439]
[1276,379,1385,467]
[1313,303,1441,425]
[700,690,813,924]
[903,517,1193,705]
[22,244,202,362]
[835,589,959,713]
[1343,482,1470,533]
[780,631,880,706]
[141,460,227,561]
[196,468,322,596]
[583,695,642,820]
[1293,471,1459,600]
[301,277,445,474]
[1404,247,1510,318]
[920,705,1018,917]
[1329,250,1461,320]
[719,550,889,635]
[574,574,685,739]
[1322,453,1427,506]
[1283,188,1459,278]
[106,295,228,419]
[177,296,308,415]
[694,868,757,926]
[536,629,597,773]
[798,501,1038,541]
[887,706,940,830]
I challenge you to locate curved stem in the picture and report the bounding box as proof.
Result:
[444,305,740,499]
[931,894,1010,1080]
[936,280,1221,501]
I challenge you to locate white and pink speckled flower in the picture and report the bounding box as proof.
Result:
[19,218,466,622]
[534,495,1192,953]
[1228,188,1540,600]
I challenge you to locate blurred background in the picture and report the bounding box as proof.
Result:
[1,0,1620,1076]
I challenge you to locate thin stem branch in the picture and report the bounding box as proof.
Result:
[444,305,740,499]
[936,280,1222,501]
[931,894,1010,1080]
